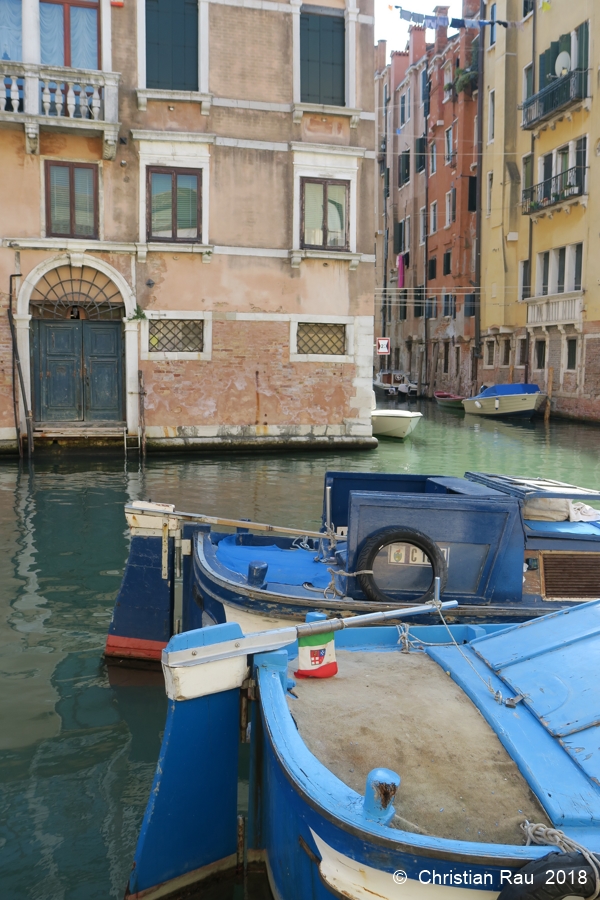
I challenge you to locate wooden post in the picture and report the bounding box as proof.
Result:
[138,370,146,458]
[544,367,554,424]
[428,342,439,398]
[509,364,514,384]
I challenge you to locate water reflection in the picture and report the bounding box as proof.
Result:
[0,403,599,899]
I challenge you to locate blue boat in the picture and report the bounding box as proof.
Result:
[124,598,600,900]
[105,471,600,662]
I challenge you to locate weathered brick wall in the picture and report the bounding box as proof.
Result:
[141,320,355,429]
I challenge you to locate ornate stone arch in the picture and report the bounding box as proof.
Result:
[14,254,139,433]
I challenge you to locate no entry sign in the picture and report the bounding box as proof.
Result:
[376,337,391,355]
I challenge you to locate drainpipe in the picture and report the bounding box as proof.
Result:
[473,0,485,376]
[381,82,390,354]
[423,74,429,395]
[524,1,537,385]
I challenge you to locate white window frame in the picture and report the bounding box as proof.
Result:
[483,339,495,369]
[488,89,495,143]
[519,259,531,301]
[141,310,213,360]
[445,190,452,227]
[405,215,411,252]
[430,141,436,175]
[430,200,437,235]
[132,131,212,247]
[523,63,533,103]
[291,145,361,255]
[289,315,355,363]
[419,207,426,245]
[445,125,454,164]
[443,63,453,102]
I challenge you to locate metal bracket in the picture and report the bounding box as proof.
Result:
[162,516,169,579]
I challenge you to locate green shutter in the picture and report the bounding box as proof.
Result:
[393,222,401,254]
[577,21,589,71]
[146,0,198,91]
[300,13,345,106]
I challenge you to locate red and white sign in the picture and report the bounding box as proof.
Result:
[376,337,391,355]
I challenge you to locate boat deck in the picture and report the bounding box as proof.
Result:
[287,649,549,844]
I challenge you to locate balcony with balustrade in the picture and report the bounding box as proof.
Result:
[0,62,119,159]
[522,292,584,330]
[521,69,589,133]
[522,165,587,219]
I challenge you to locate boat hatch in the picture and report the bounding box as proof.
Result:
[465,472,600,503]
[471,600,600,743]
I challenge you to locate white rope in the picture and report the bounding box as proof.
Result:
[434,604,506,704]
[522,822,600,900]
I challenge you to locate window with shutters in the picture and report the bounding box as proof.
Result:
[300,11,345,106]
[443,250,451,276]
[566,338,577,371]
[428,257,437,281]
[430,201,437,235]
[416,136,426,172]
[443,342,449,373]
[46,161,98,238]
[485,341,495,367]
[520,259,531,300]
[414,286,424,318]
[399,150,410,186]
[488,90,495,142]
[400,93,406,126]
[501,339,511,367]
[430,142,436,175]
[301,179,349,250]
[445,190,456,226]
[419,207,426,245]
[518,338,527,366]
[398,290,407,321]
[535,339,546,370]
[464,293,476,318]
[574,243,583,291]
[146,0,198,91]
[147,167,202,242]
[40,0,99,70]
[468,176,477,212]
[489,3,496,47]
[445,125,454,164]
[442,292,456,318]
[426,296,437,319]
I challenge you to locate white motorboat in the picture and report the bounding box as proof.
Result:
[373,370,417,397]
[462,383,546,418]
[371,408,422,439]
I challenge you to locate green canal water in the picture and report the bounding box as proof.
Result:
[1,401,600,900]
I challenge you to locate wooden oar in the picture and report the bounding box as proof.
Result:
[126,503,328,541]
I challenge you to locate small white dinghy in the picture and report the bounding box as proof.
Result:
[371,393,422,439]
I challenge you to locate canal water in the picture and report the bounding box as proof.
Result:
[1,401,599,900]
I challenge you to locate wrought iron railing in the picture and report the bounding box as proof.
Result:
[522,69,588,129]
[522,165,587,215]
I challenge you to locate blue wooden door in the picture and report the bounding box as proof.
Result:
[35,320,84,422]
[83,322,123,421]
[34,320,123,423]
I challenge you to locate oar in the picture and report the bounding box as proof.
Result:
[126,503,328,541]
[164,584,457,668]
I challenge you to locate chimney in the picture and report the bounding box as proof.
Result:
[375,39,387,74]
[408,26,427,66]
[462,0,479,17]
[433,5,449,54]
[391,50,409,90]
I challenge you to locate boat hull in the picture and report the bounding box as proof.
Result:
[434,393,465,410]
[462,393,546,418]
[371,411,422,439]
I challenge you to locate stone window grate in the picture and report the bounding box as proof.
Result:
[149,319,204,352]
[297,323,346,355]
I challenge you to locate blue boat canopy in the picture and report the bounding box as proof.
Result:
[476,383,541,398]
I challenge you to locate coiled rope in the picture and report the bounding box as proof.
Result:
[521,822,600,900]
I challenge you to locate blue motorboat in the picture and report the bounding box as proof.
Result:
[124,598,600,900]
[105,471,600,662]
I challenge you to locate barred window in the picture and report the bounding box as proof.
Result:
[297,323,346,355]
[149,319,204,352]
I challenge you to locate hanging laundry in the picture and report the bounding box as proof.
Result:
[450,18,465,29]
[411,12,424,24]
[424,15,436,29]
[436,16,449,27]
[400,9,412,20]
[463,18,479,28]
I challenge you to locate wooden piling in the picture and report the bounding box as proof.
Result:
[544,367,554,424]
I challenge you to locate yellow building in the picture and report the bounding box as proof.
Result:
[480,0,598,420]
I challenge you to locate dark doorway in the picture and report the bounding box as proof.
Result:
[32,320,124,424]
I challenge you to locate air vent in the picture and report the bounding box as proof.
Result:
[542,553,600,599]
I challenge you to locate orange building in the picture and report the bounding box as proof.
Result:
[375,1,479,394]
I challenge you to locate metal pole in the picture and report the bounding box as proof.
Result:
[7,279,34,458]
[473,1,485,377]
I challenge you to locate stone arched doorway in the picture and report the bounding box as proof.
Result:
[30,264,126,424]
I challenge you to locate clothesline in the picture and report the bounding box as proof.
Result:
[393,6,527,30]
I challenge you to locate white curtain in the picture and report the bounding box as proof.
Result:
[40,2,64,66]
[0,0,22,61]
[71,6,98,70]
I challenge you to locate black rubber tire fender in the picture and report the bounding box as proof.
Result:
[497,850,598,900]
[355,526,448,604]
